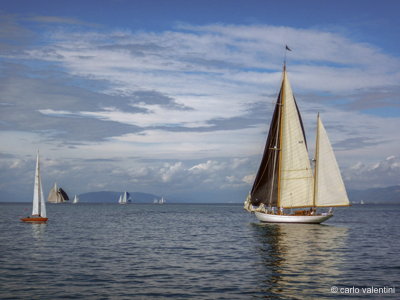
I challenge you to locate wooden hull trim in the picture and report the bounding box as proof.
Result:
[20,217,48,223]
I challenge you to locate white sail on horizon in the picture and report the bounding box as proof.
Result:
[48,182,69,203]
[119,191,131,204]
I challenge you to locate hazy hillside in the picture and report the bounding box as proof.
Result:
[1,186,399,204]
[348,185,400,204]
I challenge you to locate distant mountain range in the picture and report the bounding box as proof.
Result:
[348,185,400,204]
[1,186,399,204]
[77,186,400,204]
[78,191,161,204]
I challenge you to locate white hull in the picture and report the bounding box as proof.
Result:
[255,212,333,224]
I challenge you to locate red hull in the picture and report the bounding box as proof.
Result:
[20,217,48,223]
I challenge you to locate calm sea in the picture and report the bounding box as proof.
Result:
[0,203,399,299]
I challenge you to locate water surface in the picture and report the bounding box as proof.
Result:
[0,203,398,299]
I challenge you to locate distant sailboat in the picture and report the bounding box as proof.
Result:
[153,197,165,204]
[118,191,131,204]
[21,151,48,223]
[48,182,69,203]
[73,195,79,204]
[244,61,349,224]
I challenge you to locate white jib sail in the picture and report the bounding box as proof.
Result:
[121,192,129,203]
[32,151,46,217]
[279,70,314,208]
[39,169,46,218]
[314,115,349,207]
[32,152,40,216]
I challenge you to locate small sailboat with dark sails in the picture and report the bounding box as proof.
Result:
[21,151,48,223]
[47,182,69,203]
[244,54,349,224]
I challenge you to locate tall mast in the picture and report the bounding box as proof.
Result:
[313,113,320,207]
[277,47,291,208]
[37,151,41,216]
[276,64,286,208]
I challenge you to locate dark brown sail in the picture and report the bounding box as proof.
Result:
[250,88,282,207]
[59,188,69,201]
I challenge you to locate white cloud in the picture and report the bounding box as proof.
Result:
[242,174,256,185]
[10,159,24,169]
[160,162,184,183]
[189,160,226,174]
[344,156,400,189]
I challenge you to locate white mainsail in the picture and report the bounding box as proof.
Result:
[73,195,79,204]
[47,182,58,203]
[279,70,314,208]
[32,151,46,218]
[314,115,349,207]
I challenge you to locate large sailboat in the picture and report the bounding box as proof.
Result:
[48,182,69,203]
[21,151,48,223]
[244,62,349,224]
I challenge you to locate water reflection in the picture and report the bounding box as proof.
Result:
[30,223,46,241]
[251,223,348,298]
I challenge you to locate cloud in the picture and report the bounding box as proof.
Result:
[28,15,94,26]
[344,156,400,189]
[333,137,383,151]
[189,160,226,174]
[0,14,35,52]
[160,162,184,182]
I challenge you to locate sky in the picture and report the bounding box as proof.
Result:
[1,0,400,202]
